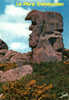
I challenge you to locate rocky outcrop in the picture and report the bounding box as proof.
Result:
[0,50,32,66]
[0,65,33,82]
[25,10,64,63]
[0,40,32,65]
[0,10,67,82]
[0,39,8,50]
[0,49,8,58]
[0,10,64,65]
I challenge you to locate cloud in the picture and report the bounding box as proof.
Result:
[54,0,59,3]
[0,5,31,37]
[0,5,31,53]
[5,5,31,17]
[0,22,31,37]
[10,42,23,50]
[10,42,31,52]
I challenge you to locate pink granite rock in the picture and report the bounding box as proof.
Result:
[25,10,64,63]
[0,65,33,82]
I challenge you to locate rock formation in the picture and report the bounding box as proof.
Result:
[0,40,31,66]
[0,65,33,82]
[0,10,64,65]
[0,49,32,66]
[25,10,64,63]
[0,10,67,82]
[0,39,32,82]
[0,39,8,50]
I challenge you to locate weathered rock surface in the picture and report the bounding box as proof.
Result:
[0,39,8,50]
[0,10,66,82]
[0,65,33,82]
[0,49,8,58]
[10,52,32,66]
[25,10,64,63]
[0,10,64,64]
[0,49,32,66]
[0,50,17,63]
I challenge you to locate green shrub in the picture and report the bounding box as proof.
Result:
[0,61,69,100]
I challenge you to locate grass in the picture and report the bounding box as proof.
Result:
[0,61,69,100]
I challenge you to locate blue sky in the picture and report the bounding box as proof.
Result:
[0,0,69,53]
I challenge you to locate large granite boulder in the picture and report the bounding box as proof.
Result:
[0,50,17,63]
[25,10,64,63]
[10,52,32,66]
[0,65,33,82]
[0,50,32,66]
[0,10,64,64]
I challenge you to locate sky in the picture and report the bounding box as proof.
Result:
[0,0,69,53]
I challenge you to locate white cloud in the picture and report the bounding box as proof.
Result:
[9,42,31,53]
[10,42,27,50]
[10,42,22,50]
[0,5,31,53]
[0,5,31,37]
[54,0,59,3]
[0,22,31,37]
[5,5,30,17]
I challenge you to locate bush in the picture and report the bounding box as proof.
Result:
[0,63,17,71]
[0,61,69,100]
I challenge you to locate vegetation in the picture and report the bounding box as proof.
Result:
[0,63,17,71]
[0,61,69,100]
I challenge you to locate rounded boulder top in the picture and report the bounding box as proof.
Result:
[0,39,8,50]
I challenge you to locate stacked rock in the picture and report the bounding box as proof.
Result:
[25,10,64,63]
